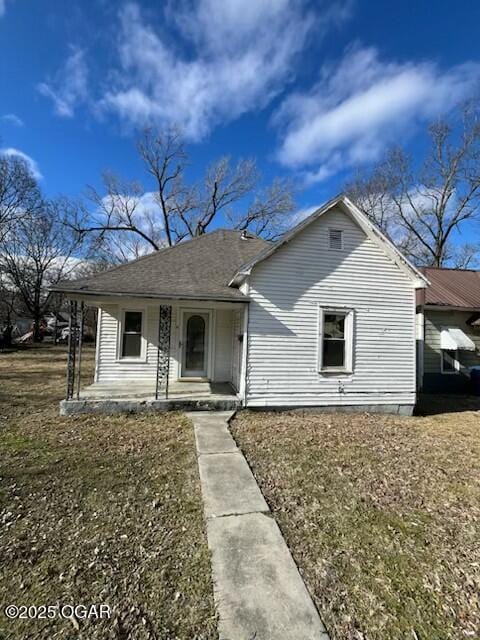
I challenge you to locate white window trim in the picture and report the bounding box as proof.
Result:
[318,306,354,374]
[440,348,460,375]
[117,308,147,362]
[328,228,344,251]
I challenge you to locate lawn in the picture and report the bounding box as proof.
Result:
[232,406,480,640]
[0,345,217,639]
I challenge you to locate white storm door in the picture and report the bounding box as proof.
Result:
[181,312,209,377]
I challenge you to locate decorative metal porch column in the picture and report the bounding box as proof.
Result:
[155,305,172,400]
[66,300,78,400]
[76,302,85,400]
[66,300,85,401]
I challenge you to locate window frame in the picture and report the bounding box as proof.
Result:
[328,228,344,251]
[117,308,147,362]
[178,308,215,380]
[318,306,354,374]
[440,348,460,375]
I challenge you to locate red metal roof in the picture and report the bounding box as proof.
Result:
[418,267,480,308]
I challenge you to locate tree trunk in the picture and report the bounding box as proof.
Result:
[32,309,42,342]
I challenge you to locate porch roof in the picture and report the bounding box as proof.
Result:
[53,229,269,302]
[417,266,480,309]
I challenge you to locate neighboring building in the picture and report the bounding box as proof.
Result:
[417,267,480,393]
[54,196,427,415]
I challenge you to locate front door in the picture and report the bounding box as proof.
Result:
[181,312,209,377]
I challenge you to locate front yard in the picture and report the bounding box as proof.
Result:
[0,346,217,639]
[232,407,480,640]
[3,345,480,640]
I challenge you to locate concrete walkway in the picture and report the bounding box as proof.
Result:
[187,411,329,640]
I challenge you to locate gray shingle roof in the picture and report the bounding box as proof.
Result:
[54,229,270,302]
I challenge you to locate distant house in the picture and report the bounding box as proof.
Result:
[417,268,480,393]
[54,196,427,415]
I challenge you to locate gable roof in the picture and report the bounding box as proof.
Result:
[418,267,480,309]
[54,194,428,303]
[229,195,428,289]
[53,229,270,302]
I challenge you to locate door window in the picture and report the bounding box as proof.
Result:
[185,314,206,372]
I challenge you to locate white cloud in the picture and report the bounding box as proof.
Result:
[101,1,350,140]
[1,113,24,127]
[274,46,480,183]
[0,0,7,18]
[38,47,88,118]
[1,147,42,180]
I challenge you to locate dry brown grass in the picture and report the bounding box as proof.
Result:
[231,407,480,640]
[0,345,217,640]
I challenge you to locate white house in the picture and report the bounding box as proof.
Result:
[54,196,428,415]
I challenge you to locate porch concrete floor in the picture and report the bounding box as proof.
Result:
[78,381,238,402]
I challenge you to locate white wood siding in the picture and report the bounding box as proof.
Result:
[231,310,242,391]
[96,302,237,384]
[246,207,417,407]
[424,310,480,374]
[97,304,160,382]
[214,309,234,381]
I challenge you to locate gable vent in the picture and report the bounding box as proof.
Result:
[329,228,344,250]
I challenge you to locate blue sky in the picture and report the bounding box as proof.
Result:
[1,0,480,227]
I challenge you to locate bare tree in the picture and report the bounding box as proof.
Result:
[0,199,83,341]
[0,270,17,331]
[346,105,480,267]
[76,127,296,257]
[192,157,258,236]
[73,172,163,263]
[0,155,41,242]
[229,177,295,240]
[174,154,294,240]
[137,126,189,247]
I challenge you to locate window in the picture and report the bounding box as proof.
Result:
[329,228,344,250]
[318,308,354,372]
[441,349,459,374]
[121,311,143,358]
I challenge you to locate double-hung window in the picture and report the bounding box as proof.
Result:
[121,311,143,358]
[318,307,354,373]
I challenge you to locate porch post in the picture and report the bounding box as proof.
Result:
[66,299,78,400]
[76,301,85,400]
[155,305,172,399]
[239,300,249,405]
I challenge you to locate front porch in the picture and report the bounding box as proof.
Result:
[60,381,241,415]
[60,296,246,415]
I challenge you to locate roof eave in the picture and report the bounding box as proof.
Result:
[422,303,480,313]
[49,287,250,304]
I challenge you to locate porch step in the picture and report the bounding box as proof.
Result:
[59,396,241,416]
